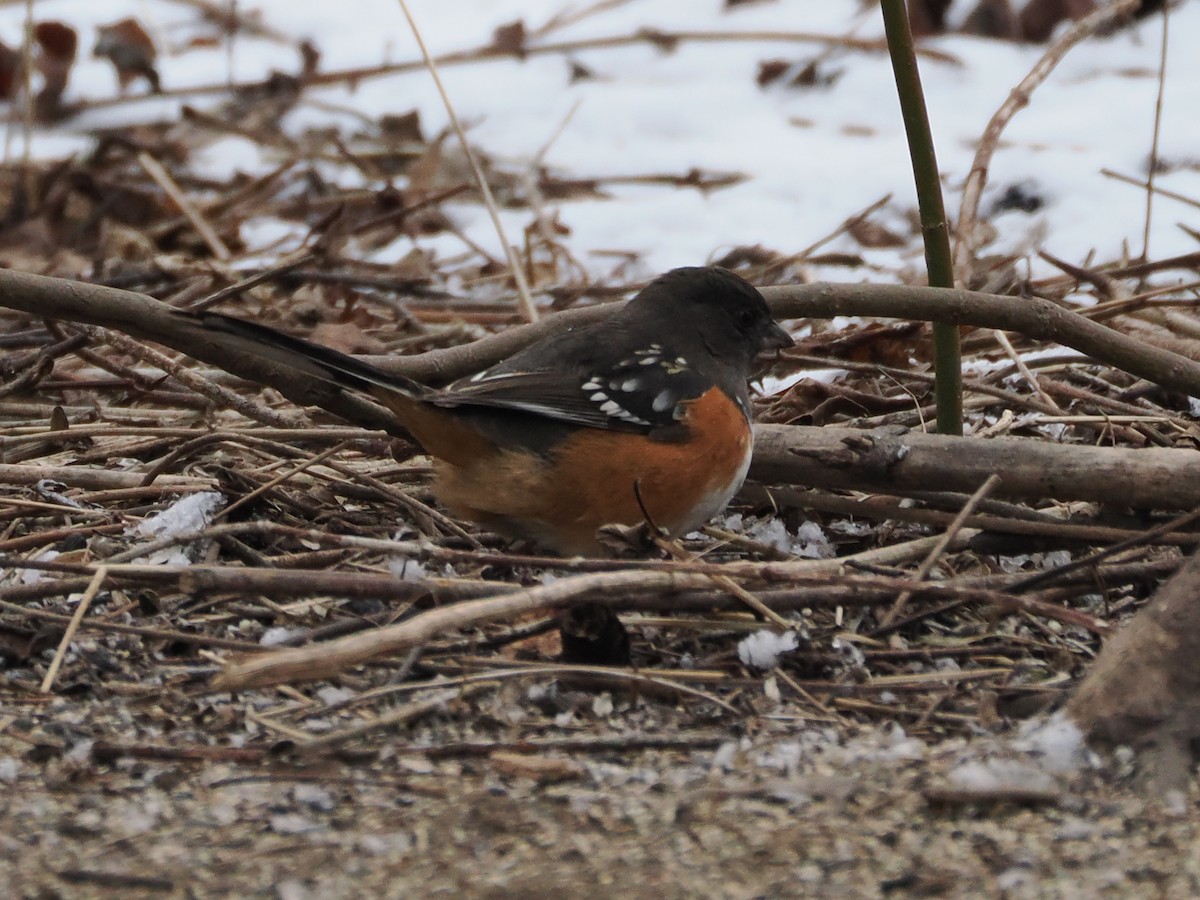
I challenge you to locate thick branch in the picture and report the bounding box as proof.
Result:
[761,282,1200,399]
[1067,546,1200,792]
[3,270,1199,413]
[750,424,1200,511]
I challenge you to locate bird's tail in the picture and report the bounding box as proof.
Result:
[190,311,427,399]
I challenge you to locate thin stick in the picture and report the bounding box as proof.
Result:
[138,152,232,260]
[395,0,539,323]
[19,0,33,163]
[879,475,998,627]
[1142,1,1170,261]
[954,0,1140,285]
[214,441,349,520]
[1102,168,1200,211]
[211,569,713,690]
[79,323,308,430]
[1009,502,1200,594]
[40,566,108,693]
[69,29,961,117]
[299,683,497,750]
[991,329,1060,412]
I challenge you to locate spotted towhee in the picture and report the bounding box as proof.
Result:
[194,266,793,555]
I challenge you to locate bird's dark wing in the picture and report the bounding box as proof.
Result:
[435,346,717,433]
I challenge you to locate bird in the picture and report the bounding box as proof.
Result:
[192,266,793,556]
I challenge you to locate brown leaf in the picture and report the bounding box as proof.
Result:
[637,28,680,53]
[962,0,1022,40]
[0,41,18,100]
[488,752,585,784]
[847,216,907,249]
[567,59,595,84]
[491,20,527,58]
[1019,0,1097,42]
[380,110,424,145]
[756,59,791,88]
[758,59,840,90]
[34,21,77,64]
[907,0,954,37]
[32,22,77,121]
[94,18,160,93]
[711,244,786,270]
[309,322,387,356]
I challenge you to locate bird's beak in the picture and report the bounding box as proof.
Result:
[760,321,794,352]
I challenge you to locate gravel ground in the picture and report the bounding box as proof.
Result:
[4,694,1198,900]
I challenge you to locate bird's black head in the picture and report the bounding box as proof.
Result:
[627,266,792,368]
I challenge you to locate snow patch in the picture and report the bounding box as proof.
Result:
[737,629,799,670]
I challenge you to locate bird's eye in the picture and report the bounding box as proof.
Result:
[736,308,756,327]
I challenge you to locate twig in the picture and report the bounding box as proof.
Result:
[0,463,210,491]
[990,328,1061,412]
[67,28,962,117]
[39,566,108,692]
[78,323,309,430]
[137,151,232,261]
[750,422,1200,511]
[1101,168,1200,212]
[879,474,999,627]
[211,569,715,690]
[1142,1,1170,261]
[761,281,1200,399]
[953,0,1141,284]
[0,595,262,651]
[215,441,349,520]
[299,682,497,750]
[395,0,539,323]
[1008,502,1200,594]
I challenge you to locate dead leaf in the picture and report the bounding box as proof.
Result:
[380,110,424,145]
[757,59,840,90]
[491,20,527,58]
[1019,0,1097,42]
[568,59,595,83]
[489,752,586,784]
[309,322,387,355]
[962,0,1022,40]
[907,0,954,37]
[848,216,907,249]
[0,40,19,100]
[94,18,160,93]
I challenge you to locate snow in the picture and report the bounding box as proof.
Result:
[737,628,799,670]
[133,490,225,540]
[259,626,304,648]
[947,756,1059,793]
[1014,708,1089,773]
[1,1,1193,283]
[127,491,225,566]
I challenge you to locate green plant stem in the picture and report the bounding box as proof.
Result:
[879,0,962,435]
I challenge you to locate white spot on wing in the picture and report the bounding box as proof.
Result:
[639,357,659,366]
[652,389,674,412]
[620,377,640,392]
